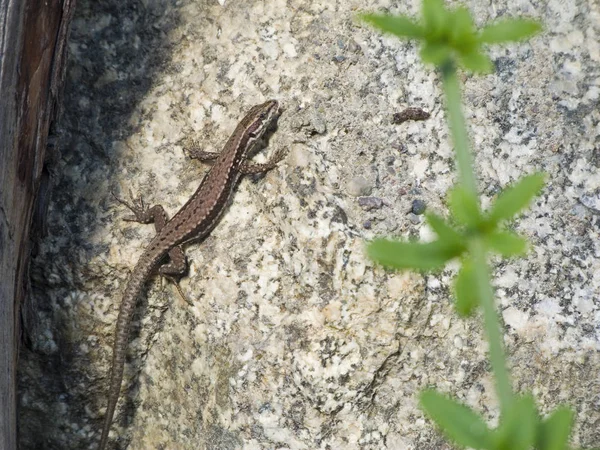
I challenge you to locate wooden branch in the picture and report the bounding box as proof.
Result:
[0,1,76,448]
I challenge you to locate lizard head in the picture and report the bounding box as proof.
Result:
[245,99,280,141]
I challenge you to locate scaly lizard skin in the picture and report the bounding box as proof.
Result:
[99,100,283,449]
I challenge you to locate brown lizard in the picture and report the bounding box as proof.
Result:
[99,99,283,449]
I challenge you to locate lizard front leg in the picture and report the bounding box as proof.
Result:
[240,147,286,174]
[186,140,221,162]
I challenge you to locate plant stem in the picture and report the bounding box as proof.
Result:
[440,62,477,197]
[469,238,513,413]
[441,61,514,413]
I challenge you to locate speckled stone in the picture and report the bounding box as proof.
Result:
[358,196,384,210]
[346,176,374,197]
[407,213,421,225]
[411,199,427,215]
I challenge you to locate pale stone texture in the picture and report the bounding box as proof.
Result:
[18,0,600,449]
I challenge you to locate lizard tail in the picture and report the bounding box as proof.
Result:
[99,262,151,449]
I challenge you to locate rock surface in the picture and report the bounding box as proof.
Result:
[19,0,600,449]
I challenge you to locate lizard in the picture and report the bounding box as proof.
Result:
[99,99,283,449]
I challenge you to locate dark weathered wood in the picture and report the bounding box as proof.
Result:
[0,0,76,449]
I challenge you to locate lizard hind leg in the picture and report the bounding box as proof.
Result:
[160,246,193,305]
[113,189,192,304]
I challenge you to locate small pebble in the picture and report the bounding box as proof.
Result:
[411,199,427,215]
[358,196,384,211]
[310,110,327,135]
[363,220,372,229]
[347,176,373,197]
[392,107,431,124]
[392,142,408,154]
[408,213,421,224]
[580,191,600,214]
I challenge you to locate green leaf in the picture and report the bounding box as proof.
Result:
[479,18,542,44]
[494,395,537,450]
[487,173,546,225]
[420,42,451,65]
[536,406,573,450]
[359,14,425,40]
[368,239,462,271]
[459,48,494,73]
[448,185,482,228]
[420,390,495,449]
[422,0,448,38]
[448,7,477,50]
[455,258,478,316]
[426,212,465,248]
[485,231,527,257]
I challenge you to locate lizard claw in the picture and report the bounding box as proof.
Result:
[112,189,150,223]
[186,141,220,162]
[272,147,287,164]
[163,275,193,306]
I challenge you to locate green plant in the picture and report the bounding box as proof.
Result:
[360,1,597,449]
